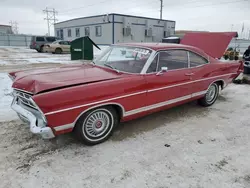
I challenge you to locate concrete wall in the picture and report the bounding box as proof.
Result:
[0,34,32,46]
[54,15,113,45]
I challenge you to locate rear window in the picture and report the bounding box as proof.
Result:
[189,52,208,67]
[36,37,45,42]
[46,37,56,42]
[59,41,70,45]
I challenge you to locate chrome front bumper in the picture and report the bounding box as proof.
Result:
[11,96,55,139]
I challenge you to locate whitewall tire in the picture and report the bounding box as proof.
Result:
[74,106,118,145]
[198,83,219,107]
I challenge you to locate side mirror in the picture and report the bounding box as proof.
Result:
[156,67,168,75]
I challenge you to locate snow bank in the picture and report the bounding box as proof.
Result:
[0,73,17,122]
[0,46,109,66]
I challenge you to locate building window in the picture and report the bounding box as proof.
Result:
[75,28,80,37]
[56,30,60,38]
[95,26,102,37]
[68,29,71,37]
[85,27,90,36]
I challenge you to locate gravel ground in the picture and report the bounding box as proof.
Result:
[0,47,250,188]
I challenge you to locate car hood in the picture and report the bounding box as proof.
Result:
[180,32,238,59]
[10,64,124,94]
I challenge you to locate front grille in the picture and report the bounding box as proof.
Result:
[13,90,38,110]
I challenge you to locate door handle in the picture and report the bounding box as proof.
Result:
[185,73,194,76]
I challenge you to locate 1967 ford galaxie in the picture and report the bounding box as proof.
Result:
[9,34,243,145]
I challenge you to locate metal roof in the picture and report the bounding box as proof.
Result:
[55,13,175,25]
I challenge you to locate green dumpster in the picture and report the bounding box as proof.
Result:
[70,36,101,60]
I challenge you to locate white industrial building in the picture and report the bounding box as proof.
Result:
[54,13,175,45]
[0,25,13,34]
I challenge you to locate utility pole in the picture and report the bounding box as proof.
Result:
[43,7,58,36]
[9,21,18,34]
[160,0,163,20]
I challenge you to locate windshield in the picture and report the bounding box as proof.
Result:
[94,46,152,74]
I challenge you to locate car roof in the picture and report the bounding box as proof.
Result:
[113,43,209,58]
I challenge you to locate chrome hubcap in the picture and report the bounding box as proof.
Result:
[85,111,110,138]
[206,85,217,102]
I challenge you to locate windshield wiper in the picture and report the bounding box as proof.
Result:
[104,63,120,73]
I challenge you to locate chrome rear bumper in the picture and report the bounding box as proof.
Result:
[11,96,55,139]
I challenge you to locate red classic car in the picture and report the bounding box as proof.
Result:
[9,33,243,145]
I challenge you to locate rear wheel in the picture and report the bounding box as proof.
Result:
[198,83,219,107]
[37,48,42,53]
[74,106,118,145]
[55,48,62,54]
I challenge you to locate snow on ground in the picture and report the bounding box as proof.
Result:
[0,46,108,65]
[0,81,250,188]
[1,46,250,187]
[0,73,17,122]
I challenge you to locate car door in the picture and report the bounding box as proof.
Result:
[61,41,69,52]
[65,41,71,52]
[144,49,194,109]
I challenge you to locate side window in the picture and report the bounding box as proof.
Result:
[157,50,188,71]
[189,52,208,67]
[147,54,159,73]
[56,30,60,38]
[36,37,45,42]
[95,26,102,37]
[46,37,56,42]
[59,41,67,45]
[68,29,71,37]
[85,27,90,36]
[75,28,80,37]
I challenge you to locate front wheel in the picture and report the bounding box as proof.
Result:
[55,48,62,54]
[198,83,219,107]
[74,106,118,145]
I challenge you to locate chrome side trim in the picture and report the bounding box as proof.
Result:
[44,91,145,116]
[51,88,214,131]
[124,94,192,117]
[52,91,205,132]
[148,73,231,93]
[44,73,234,116]
[54,123,75,131]
[192,90,207,97]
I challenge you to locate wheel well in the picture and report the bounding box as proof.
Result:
[109,105,123,121]
[215,80,225,89]
[74,104,124,126]
[56,47,62,51]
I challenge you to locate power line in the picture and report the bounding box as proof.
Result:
[9,20,18,34]
[43,7,58,36]
[60,0,156,14]
[178,0,246,9]
[160,0,163,19]
[60,0,110,13]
